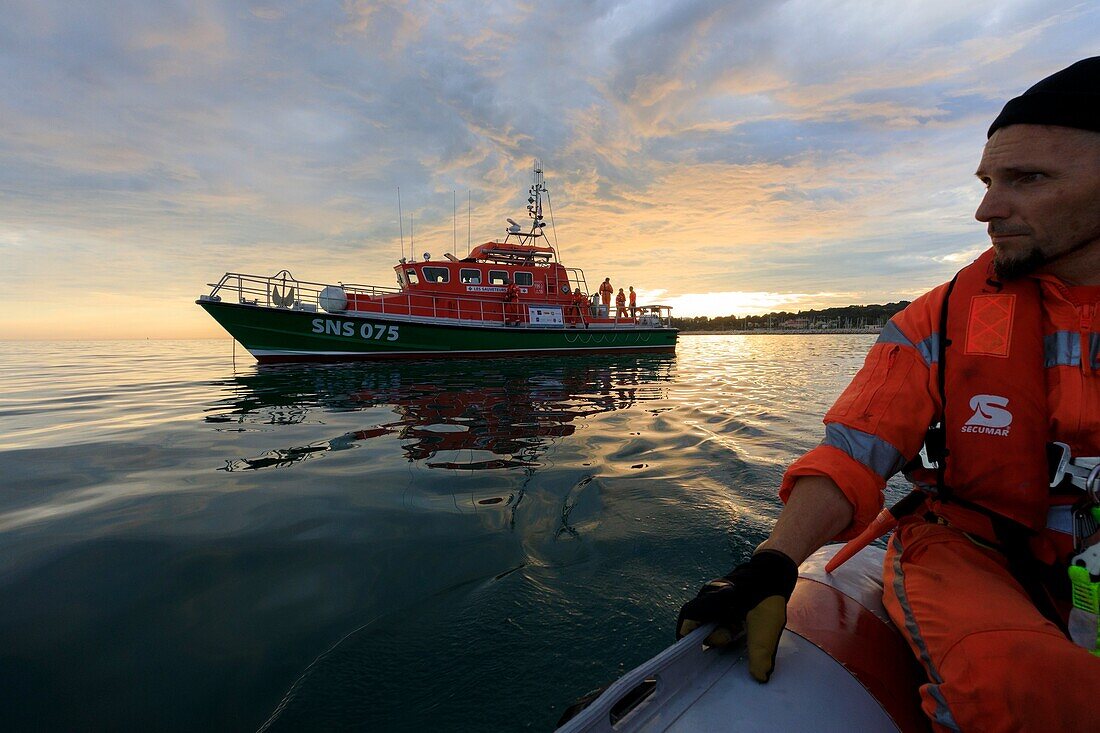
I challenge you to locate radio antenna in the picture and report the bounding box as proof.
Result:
[397,187,404,261]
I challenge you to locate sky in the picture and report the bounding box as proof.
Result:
[1,1,1097,338]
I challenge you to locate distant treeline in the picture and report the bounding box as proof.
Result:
[670,302,911,331]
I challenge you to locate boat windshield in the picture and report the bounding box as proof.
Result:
[423,267,449,283]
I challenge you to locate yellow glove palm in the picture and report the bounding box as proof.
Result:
[676,550,797,683]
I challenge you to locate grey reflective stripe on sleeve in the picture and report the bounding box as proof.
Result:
[823,423,907,479]
[877,321,911,347]
[1044,331,1080,367]
[891,532,961,731]
[915,333,940,366]
[877,321,938,366]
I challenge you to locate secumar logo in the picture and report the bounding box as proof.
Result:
[962,394,1012,437]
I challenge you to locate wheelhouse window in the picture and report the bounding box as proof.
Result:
[423,267,449,283]
[514,272,533,286]
[405,269,420,285]
[489,270,509,286]
[460,268,482,284]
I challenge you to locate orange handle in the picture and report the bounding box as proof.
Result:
[824,508,898,573]
[823,489,926,573]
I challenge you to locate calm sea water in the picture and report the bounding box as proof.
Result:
[0,335,904,732]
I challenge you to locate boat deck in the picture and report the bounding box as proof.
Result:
[203,271,673,330]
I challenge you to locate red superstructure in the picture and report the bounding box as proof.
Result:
[341,237,609,325]
[331,161,662,328]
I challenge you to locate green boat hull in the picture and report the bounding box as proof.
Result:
[198,301,678,362]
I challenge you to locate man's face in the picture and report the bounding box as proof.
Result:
[975,125,1100,280]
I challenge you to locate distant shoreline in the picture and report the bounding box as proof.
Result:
[679,328,882,336]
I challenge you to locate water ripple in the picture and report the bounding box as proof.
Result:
[0,334,878,731]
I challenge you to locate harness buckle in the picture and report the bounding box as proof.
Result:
[918,422,946,470]
[918,442,939,470]
[1049,441,1072,488]
[1049,441,1100,499]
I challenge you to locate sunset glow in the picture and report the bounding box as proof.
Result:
[2,1,1096,338]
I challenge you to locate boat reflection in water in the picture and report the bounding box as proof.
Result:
[198,354,679,730]
[211,354,674,475]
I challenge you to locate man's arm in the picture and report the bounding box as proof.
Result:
[757,475,854,564]
[677,297,941,682]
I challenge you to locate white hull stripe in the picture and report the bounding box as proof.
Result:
[248,344,674,357]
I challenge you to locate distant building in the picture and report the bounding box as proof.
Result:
[781,318,810,329]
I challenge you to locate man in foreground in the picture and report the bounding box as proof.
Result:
[678,57,1100,730]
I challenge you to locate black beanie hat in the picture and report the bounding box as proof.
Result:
[987,56,1100,138]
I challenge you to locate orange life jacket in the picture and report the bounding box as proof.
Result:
[911,249,1050,532]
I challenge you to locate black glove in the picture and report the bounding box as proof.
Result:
[676,549,798,682]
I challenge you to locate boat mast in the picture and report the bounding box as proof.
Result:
[510,158,557,261]
[527,159,548,240]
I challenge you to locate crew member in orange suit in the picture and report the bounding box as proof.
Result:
[571,288,589,328]
[615,288,627,319]
[677,57,1100,732]
[503,281,520,326]
[599,278,613,310]
[628,286,637,317]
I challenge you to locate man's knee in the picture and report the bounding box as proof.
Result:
[936,628,1100,730]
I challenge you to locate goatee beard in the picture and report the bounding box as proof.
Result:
[992,247,1046,280]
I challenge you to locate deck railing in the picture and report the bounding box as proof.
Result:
[203,271,674,328]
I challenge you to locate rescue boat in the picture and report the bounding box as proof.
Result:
[197,162,677,363]
[555,545,931,732]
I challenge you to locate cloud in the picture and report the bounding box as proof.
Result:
[0,0,1096,337]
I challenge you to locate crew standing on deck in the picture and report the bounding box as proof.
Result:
[503,281,520,326]
[615,288,627,320]
[599,278,613,314]
[629,286,637,318]
[571,288,589,328]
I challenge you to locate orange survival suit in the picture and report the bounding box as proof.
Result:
[599,280,613,307]
[504,283,520,325]
[571,291,589,326]
[781,249,1100,732]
